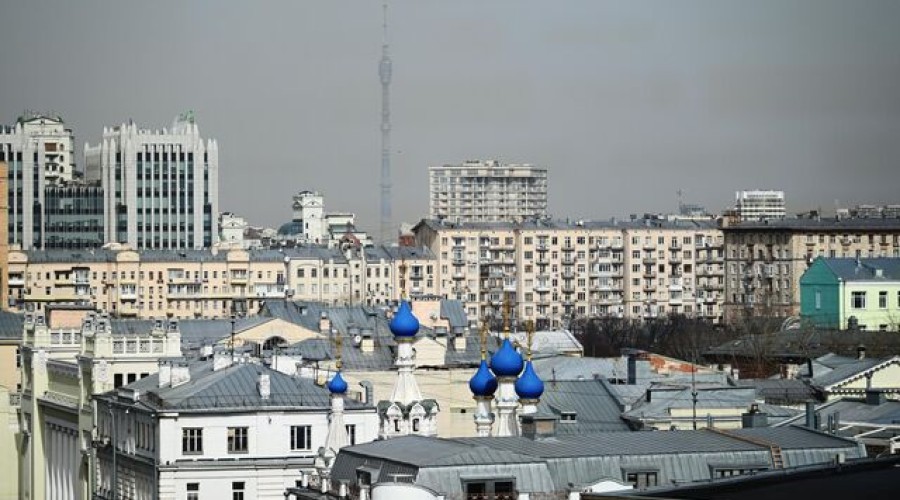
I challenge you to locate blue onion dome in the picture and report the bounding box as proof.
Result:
[327,371,348,394]
[490,338,524,377]
[515,361,544,400]
[390,300,420,338]
[469,359,499,397]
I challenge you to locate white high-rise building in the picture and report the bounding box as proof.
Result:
[429,159,548,223]
[0,113,77,248]
[734,190,786,221]
[84,112,219,249]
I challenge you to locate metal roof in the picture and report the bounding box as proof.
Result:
[332,427,863,496]
[728,218,900,232]
[809,356,897,390]
[538,379,630,433]
[816,258,900,282]
[0,311,25,340]
[118,359,370,412]
[776,397,900,428]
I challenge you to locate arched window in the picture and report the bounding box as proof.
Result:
[412,418,420,432]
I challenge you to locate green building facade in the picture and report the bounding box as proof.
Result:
[801,258,900,331]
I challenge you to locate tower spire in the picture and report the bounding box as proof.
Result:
[379,1,393,244]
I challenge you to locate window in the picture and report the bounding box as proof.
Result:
[879,291,888,309]
[463,479,515,499]
[713,467,767,478]
[625,471,658,489]
[815,291,822,310]
[345,424,357,446]
[182,428,203,454]
[227,427,248,453]
[852,291,866,309]
[187,483,199,500]
[412,419,420,432]
[232,481,245,500]
[290,425,312,451]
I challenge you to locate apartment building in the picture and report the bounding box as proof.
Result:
[83,113,219,249]
[429,159,548,223]
[734,190,786,221]
[1,114,80,249]
[6,245,437,319]
[414,217,725,328]
[723,218,900,322]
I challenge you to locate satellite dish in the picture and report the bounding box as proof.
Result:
[352,334,363,347]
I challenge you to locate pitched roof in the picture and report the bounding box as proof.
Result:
[810,356,899,390]
[121,359,369,412]
[537,379,630,433]
[818,258,900,282]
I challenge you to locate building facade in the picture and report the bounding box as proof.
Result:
[415,217,725,328]
[723,218,900,322]
[429,160,548,223]
[734,190,786,221]
[83,113,219,249]
[6,245,437,319]
[1,114,78,249]
[800,258,900,331]
[93,358,378,500]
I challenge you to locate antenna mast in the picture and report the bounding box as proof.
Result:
[379,1,393,244]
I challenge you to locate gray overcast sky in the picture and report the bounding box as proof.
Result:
[1,1,898,232]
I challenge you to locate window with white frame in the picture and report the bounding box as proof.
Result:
[878,291,888,309]
[290,425,312,451]
[852,291,866,309]
[232,481,245,500]
[345,424,357,446]
[182,428,203,454]
[187,482,199,500]
[227,427,248,453]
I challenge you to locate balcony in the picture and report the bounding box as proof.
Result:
[452,256,466,266]
[561,269,575,279]
[643,242,656,251]
[561,256,575,265]
[642,256,657,265]
[452,272,466,280]
[534,283,551,293]
[561,282,576,293]
[8,275,25,287]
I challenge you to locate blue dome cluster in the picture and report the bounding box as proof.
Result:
[468,359,498,397]
[490,338,524,377]
[390,300,420,338]
[327,371,348,394]
[514,361,544,400]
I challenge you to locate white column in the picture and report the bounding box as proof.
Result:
[494,377,519,437]
[473,396,494,437]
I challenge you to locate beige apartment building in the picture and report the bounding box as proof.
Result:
[414,217,725,328]
[6,244,436,319]
[723,218,900,322]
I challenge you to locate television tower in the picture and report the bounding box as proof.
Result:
[379,1,393,244]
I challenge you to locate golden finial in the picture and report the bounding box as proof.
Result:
[525,320,535,361]
[480,318,489,360]
[334,333,343,370]
[502,290,511,337]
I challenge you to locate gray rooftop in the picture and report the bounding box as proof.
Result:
[728,218,900,232]
[114,358,369,412]
[537,379,630,433]
[0,310,25,340]
[814,257,900,282]
[415,217,720,233]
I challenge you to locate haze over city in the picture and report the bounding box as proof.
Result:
[1,0,898,232]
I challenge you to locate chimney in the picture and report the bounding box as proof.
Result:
[359,380,374,404]
[170,362,190,388]
[452,327,467,351]
[741,403,768,428]
[158,361,172,388]
[865,389,886,406]
[520,414,557,440]
[360,328,374,353]
[258,373,271,400]
[319,312,330,333]
[213,351,233,371]
[627,355,637,384]
[805,401,817,429]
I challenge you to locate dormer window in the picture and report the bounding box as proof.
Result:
[393,419,400,432]
[560,411,577,422]
[412,418,420,432]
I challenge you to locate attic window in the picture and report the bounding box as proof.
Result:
[560,411,577,422]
